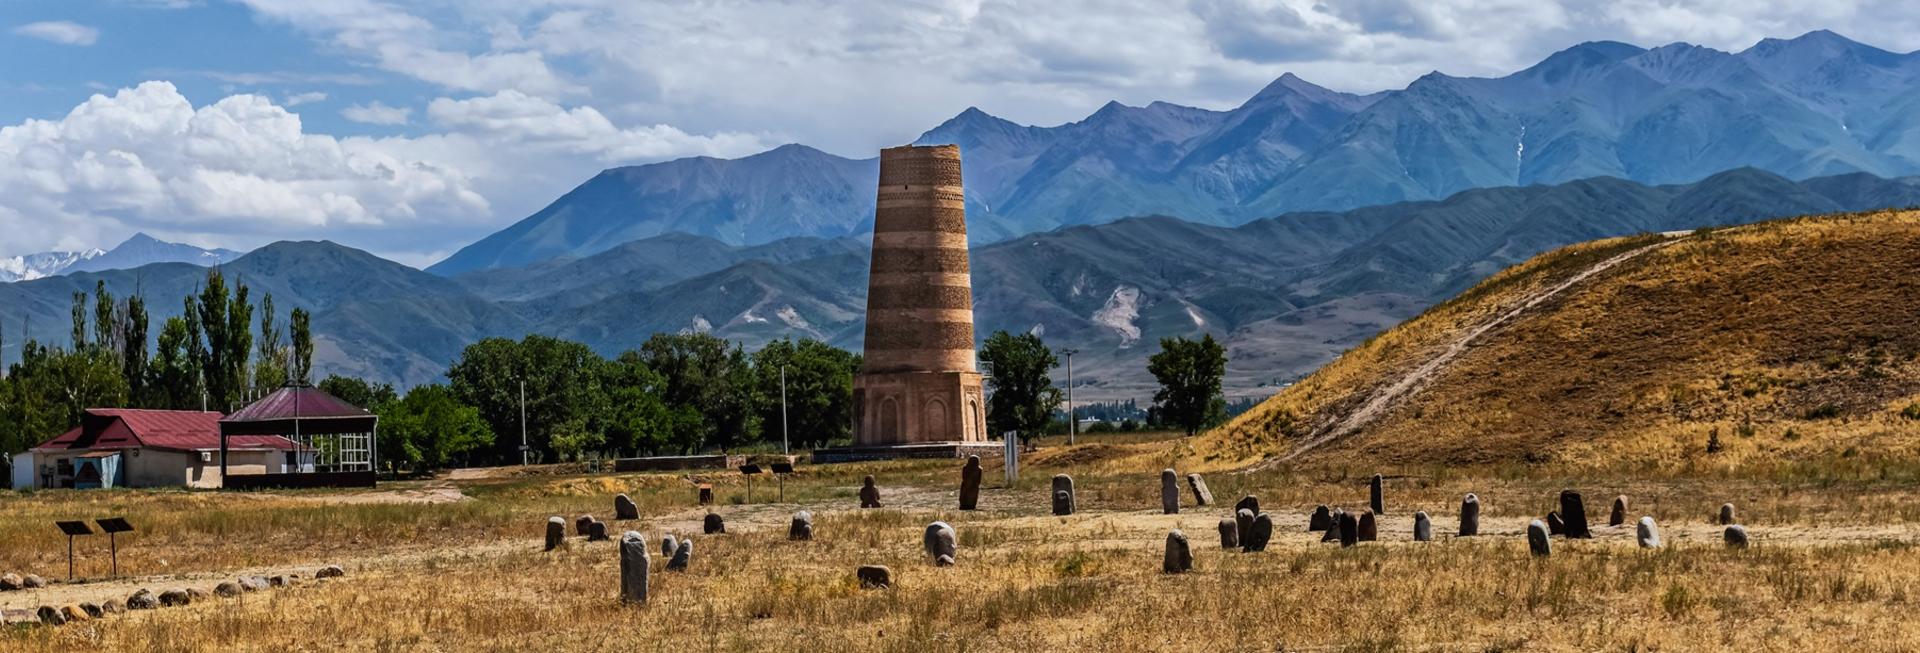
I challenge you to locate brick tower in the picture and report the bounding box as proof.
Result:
[851,144,987,448]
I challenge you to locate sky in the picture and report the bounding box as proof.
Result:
[2,0,1918,268]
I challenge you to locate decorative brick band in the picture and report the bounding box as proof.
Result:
[870,248,970,274]
[866,285,973,310]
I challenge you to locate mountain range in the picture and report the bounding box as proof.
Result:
[7,168,1919,401]
[0,233,242,282]
[429,30,1920,275]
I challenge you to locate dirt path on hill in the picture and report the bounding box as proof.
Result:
[1258,234,1688,468]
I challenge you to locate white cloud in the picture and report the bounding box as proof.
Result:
[283,91,328,106]
[341,100,411,125]
[234,0,578,96]
[13,20,100,46]
[426,91,766,162]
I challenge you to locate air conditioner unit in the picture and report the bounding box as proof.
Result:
[201,452,212,463]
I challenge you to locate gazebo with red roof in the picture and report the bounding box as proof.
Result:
[219,383,379,489]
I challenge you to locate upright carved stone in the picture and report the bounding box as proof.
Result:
[1527,520,1552,557]
[703,513,726,535]
[620,531,650,603]
[1235,495,1260,517]
[1413,511,1433,542]
[1546,511,1566,536]
[924,522,958,564]
[1160,469,1180,514]
[1636,516,1661,548]
[1235,509,1255,548]
[1186,473,1214,506]
[1719,503,1737,526]
[1358,511,1378,542]
[1322,508,1345,543]
[1459,493,1481,537]
[1559,490,1592,539]
[1724,524,1750,549]
[1370,473,1386,515]
[1337,512,1359,548]
[1245,513,1275,552]
[615,494,639,521]
[668,540,692,571]
[1164,530,1194,573]
[576,515,595,536]
[587,520,610,542]
[858,565,892,589]
[853,144,987,447]
[789,511,814,541]
[1217,518,1239,549]
[1310,505,1332,532]
[662,534,679,559]
[545,516,566,551]
[1051,474,1076,516]
[860,475,882,508]
[959,456,983,510]
[1609,495,1629,527]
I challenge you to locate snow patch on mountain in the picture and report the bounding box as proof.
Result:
[1093,286,1142,348]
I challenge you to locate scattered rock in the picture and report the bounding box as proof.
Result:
[1546,511,1566,536]
[1724,524,1750,549]
[1217,518,1239,549]
[1322,508,1346,543]
[959,456,983,510]
[1559,490,1592,539]
[1235,509,1255,549]
[21,574,45,589]
[1309,505,1332,532]
[1186,473,1213,506]
[789,511,814,541]
[268,575,293,588]
[1160,469,1180,515]
[240,576,269,592]
[667,540,693,572]
[186,587,209,602]
[100,600,124,615]
[1459,493,1481,537]
[159,589,191,607]
[1527,520,1552,557]
[1413,511,1433,542]
[1337,511,1359,548]
[859,475,882,508]
[588,520,611,542]
[620,531,650,603]
[545,516,567,551]
[1609,495,1630,527]
[615,494,640,521]
[1163,530,1193,573]
[59,605,89,623]
[1370,473,1386,515]
[923,522,958,565]
[1358,511,1378,542]
[1636,516,1662,548]
[576,515,597,537]
[316,565,346,579]
[215,581,242,597]
[35,605,64,626]
[1245,513,1275,552]
[704,513,726,535]
[126,589,158,610]
[662,534,679,559]
[0,573,21,591]
[1234,495,1260,517]
[857,565,892,589]
[78,602,103,619]
[1051,474,1076,516]
[1719,503,1737,526]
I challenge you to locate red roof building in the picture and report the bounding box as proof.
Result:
[28,409,298,489]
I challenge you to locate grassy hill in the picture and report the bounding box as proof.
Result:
[1206,209,1920,471]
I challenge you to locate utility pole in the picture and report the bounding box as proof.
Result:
[1060,348,1078,445]
[519,379,529,466]
[780,365,790,456]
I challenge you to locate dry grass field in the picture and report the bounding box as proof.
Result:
[3,435,1918,652]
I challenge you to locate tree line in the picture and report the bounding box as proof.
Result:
[3,271,1234,470]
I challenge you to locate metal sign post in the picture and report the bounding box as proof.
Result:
[1003,431,1019,486]
[738,464,763,503]
[771,462,795,503]
[96,518,133,578]
[54,521,93,580]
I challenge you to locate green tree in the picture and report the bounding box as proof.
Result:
[317,375,398,411]
[290,308,313,384]
[600,351,676,456]
[447,335,609,463]
[377,384,494,471]
[636,332,759,453]
[195,268,253,412]
[92,280,119,355]
[1147,334,1228,436]
[978,330,1061,447]
[152,317,204,410]
[121,294,151,405]
[253,293,288,393]
[1,342,129,452]
[750,338,860,450]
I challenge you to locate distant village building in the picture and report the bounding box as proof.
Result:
[22,409,301,489]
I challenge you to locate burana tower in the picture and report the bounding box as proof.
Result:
[840,144,990,457]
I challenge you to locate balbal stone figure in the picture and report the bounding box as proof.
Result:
[1051,474,1076,516]
[1413,511,1433,542]
[704,513,726,535]
[545,516,567,551]
[1609,495,1629,527]
[1559,490,1593,539]
[959,456,983,511]
[860,475,882,508]
[1217,518,1239,549]
[1719,503,1737,526]
[576,515,597,537]
[1370,473,1386,515]
[1459,493,1481,537]
[1724,524,1750,549]
[1164,530,1194,573]
[1636,516,1662,548]
[1358,511,1378,542]
[620,531,650,603]
[662,534,679,559]
[1546,511,1566,536]
[1337,511,1360,548]
[1160,469,1181,515]
[1186,473,1214,506]
[924,521,958,565]
[587,520,611,542]
[789,511,815,541]
[1527,520,1552,557]
[857,565,892,589]
[1245,513,1275,552]
[1310,505,1333,532]
[1235,509,1256,548]
[668,540,693,571]
[1235,495,1260,517]
[615,494,640,521]
[1321,508,1346,543]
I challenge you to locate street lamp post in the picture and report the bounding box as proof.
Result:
[780,365,790,456]
[519,379,528,466]
[1060,348,1078,446]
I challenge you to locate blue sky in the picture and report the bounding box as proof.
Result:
[3,0,1918,267]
